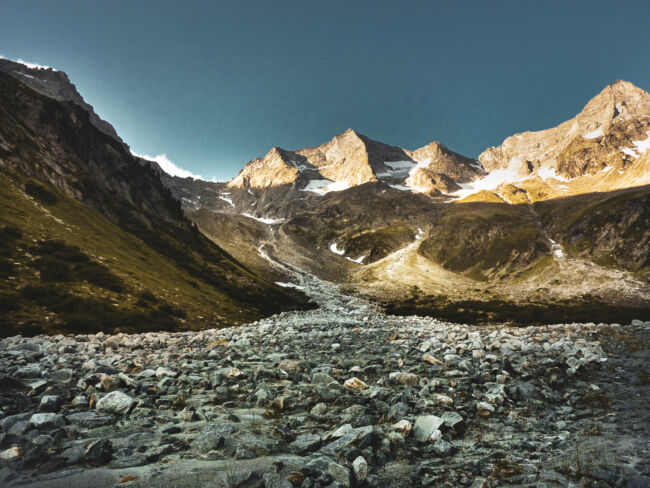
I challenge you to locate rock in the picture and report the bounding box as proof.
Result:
[392,419,412,436]
[67,411,114,428]
[225,367,243,378]
[422,353,443,365]
[434,393,454,406]
[278,359,301,372]
[14,364,43,378]
[389,372,419,386]
[476,401,495,415]
[95,391,135,414]
[343,377,369,390]
[413,415,444,442]
[49,368,73,382]
[39,395,62,413]
[352,456,368,482]
[0,447,23,464]
[440,411,464,432]
[433,439,452,456]
[311,372,334,384]
[84,439,113,465]
[29,413,64,430]
[290,433,322,453]
[7,421,33,437]
[194,423,237,453]
[328,461,352,487]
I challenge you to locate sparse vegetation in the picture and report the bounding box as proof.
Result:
[383,293,650,326]
[0,170,308,337]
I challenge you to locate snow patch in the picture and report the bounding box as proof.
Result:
[548,239,565,259]
[537,168,572,182]
[302,179,350,195]
[329,242,345,255]
[218,194,234,207]
[620,131,650,158]
[469,160,484,170]
[345,255,366,264]
[583,128,603,139]
[633,131,650,154]
[275,282,305,290]
[450,167,520,199]
[131,151,202,179]
[14,71,35,79]
[241,213,284,224]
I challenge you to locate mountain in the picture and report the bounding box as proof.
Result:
[0,57,124,145]
[164,81,650,324]
[0,64,310,337]
[476,80,650,202]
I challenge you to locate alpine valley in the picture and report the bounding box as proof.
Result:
[0,58,649,488]
[162,80,650,326]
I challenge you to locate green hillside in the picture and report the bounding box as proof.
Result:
[0,170,308,337]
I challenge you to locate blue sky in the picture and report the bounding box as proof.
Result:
[1,1,649,180]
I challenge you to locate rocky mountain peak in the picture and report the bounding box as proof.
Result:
[478,80,650,186]
[0,57,125,146]
[227,146,304,189]
[409,142,484,184]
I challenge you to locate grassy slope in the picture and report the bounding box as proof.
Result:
[0,171,300,337]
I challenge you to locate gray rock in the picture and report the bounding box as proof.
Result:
[29,413,64,430]
[7,420,34,437]
[433,439,452,456]
[39,395,62,413]
[67,411,114,428]
[14,364,43,378]
[290,433,322,453]
[194,423,237,453]
[84,439,113,465]
[328,461,352,487]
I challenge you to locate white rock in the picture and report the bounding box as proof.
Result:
[29,413,64,429]
[413,415,444,442]
[95,391,135,415]
[352,456,368,481]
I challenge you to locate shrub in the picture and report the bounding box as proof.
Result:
[25,180,58,205]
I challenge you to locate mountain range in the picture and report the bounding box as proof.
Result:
[0,57,648,335]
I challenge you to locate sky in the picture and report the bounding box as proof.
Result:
[1,1,649,181]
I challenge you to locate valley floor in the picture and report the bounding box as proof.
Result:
[0,265,649,487]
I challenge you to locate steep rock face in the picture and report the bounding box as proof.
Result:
[0,72,182,229]
[296,129,398,186]
[409,141,484,182]
[479,81,650,181]
[228,147,306,189]
[404,167,460,194]
[0,58,124,145]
